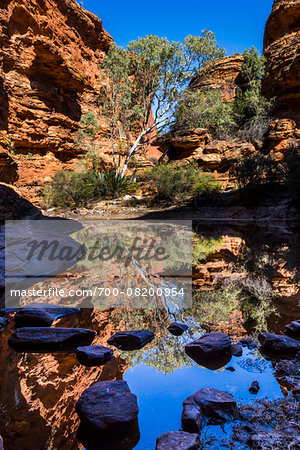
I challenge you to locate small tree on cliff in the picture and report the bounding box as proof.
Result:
[98,32,225,177]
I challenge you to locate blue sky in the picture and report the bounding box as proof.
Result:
[80,0,273,54]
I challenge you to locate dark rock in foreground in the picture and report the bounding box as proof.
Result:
[239,337,256,349]
[77,420,140,450]
[292,384,300,401]
[182,388,237,433]
[275,360,298,376]
[185,332,232,369]
[168,322,188,336]
[76,345,114,367]
[285,320,300,339]
[8,327,96,352]
[249,381,260,394]
[156,431,200,449]
[181,403,204,433]
[14,304,80,328]
[0,316,8,332]
[231,343,243,356]
[76,380,139,433]
[258,332,300,356]
[107,330,154,350]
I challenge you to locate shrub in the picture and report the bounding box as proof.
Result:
[193,172,222,197]
[233,47,274,129]
[42,170,104,209]
[149,162,221,203]
[238,117,271,143]
[172,47,274,140]
[229,152,275,189]
[193,235,222,265]
[42,168,135,209]
[233,83,273,127]
[102,171,135,198]
[74,112,99,149]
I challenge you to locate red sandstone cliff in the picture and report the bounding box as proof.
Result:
[263,0,300,126]
[0,0,113,161]
[189,55,245,102]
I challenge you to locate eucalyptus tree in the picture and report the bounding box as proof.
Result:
[98,32,225,177]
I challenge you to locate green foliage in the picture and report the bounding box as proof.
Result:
[172,46,273,140]
[149,162,221,203]
[102,171,135,198]
[193,235,223,265]
[42,168,135,209]
[75,112,99,149]
[233,84,273,127]
[192,277,276,333]
[233,47,273,129]
[42,170,104,209]
[193,172,222,197]
[229,152,275,189]
[240,46,266,82]
[174,90,235,135]
[192,283,241,326]
[98,33,225,177]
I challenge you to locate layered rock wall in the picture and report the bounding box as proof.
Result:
[263,0,300,126]
[189,55,245,102]
[0,0,113,160]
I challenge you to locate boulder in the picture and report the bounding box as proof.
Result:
[0,184,41,221]
[76,345,114,367]
[185,332,232,369]
[14,304,79,328]
[231,343,243,356]
[107,330,154,350]
[0,316,8,332]
[249,381,260,395]
[258,332,300,356]
[239,337,257,349]
[168,322,188,336]
[8,327,96,352]
[181,403,205,433]
[285,320,300,339]
[153,128,209,161]
[182,388,237,432]
[189,54,245,102]
[77,421,140,450]
[275,360,298,376]
[156,431,200,450]
[76,380,139,433]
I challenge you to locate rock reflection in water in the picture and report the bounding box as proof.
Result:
[0,223,299,449]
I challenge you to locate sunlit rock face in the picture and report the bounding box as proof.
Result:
[0,0,113,160]
[189,55,245,102]
[263,0,300,126]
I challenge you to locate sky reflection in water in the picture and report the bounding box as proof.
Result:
[124,345,283,449]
